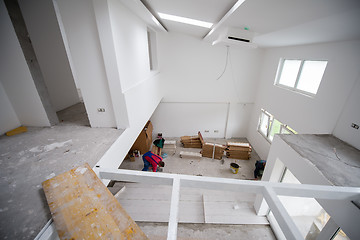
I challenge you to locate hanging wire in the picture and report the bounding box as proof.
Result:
[216,46,230,80]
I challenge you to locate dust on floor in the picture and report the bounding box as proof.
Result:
[120,137,261,180]
[0,125,122,240]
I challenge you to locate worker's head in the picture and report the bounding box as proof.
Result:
[159,161,165,167]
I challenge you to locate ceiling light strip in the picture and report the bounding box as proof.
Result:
[158,13,213,29]
[203,0,247,40]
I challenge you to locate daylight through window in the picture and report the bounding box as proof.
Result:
[258,109,297,142]
[275,59,327,95]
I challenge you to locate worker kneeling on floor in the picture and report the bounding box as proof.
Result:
[142,151,165,172]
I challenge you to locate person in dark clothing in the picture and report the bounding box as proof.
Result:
[254,160,266,179]
[142,151,165,172]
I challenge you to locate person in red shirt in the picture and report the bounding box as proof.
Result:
[142,151,165,172]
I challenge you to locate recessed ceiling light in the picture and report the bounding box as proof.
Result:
[158,13,213,29]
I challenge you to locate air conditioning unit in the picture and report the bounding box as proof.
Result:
[212,27,258,48]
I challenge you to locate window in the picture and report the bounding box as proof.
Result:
[258,109,296,142]
[275,59,328,95]
[147,28,158,71]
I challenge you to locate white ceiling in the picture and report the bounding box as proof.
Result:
[142,0,360,48]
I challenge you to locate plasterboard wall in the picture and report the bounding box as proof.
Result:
[18,0,79,112]
[333,75,360,149]
[95,0,163,169]
[55,0,116,127]
[0,81,20,135]
[108,0,152,93]
[151,102,228,138]
[151,32,263,138]
[0,1,50,128]
[247,40,360,159]
[151,102,254,138]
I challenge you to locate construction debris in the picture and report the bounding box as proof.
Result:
[226,142,252,160]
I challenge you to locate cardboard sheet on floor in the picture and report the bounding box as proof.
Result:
[42,163,148,240]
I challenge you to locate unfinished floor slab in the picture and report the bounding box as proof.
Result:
[0,104,123,240]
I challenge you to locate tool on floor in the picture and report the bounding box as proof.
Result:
[5,126,27,136]
[230,162,240,174]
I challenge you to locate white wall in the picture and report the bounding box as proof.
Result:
[18,0,79,112]
[95,0,163,169]
[333,75,360,149]
[0,81,20,135]
[151,102,228,138]
[151,32,263,138]
[0,1,50,129]
[247,40,360,159]
[108,0,152,93]
[55,0,116,127]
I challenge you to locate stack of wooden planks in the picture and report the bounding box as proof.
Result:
[180,135,202,148]
[202,143,226,160]
[226,142,252,160]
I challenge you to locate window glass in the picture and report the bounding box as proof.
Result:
[259,111,270,137]
[269,119,282,141]
[275,59,327,95]
[333,229,350,240]
[257,109,297,142]
[297,61,327,94]
[280,125,290,134]
[147,29,158,71]
[278,60,301,88]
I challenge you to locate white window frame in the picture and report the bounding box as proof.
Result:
[280,124,296,135]
[258,109,296,143]
[258,109,273,141]
[147,28,158,72]
[274,58,327,96]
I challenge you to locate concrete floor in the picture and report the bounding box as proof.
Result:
[0,103,122,240]
[120,137,261,180]
[280,134,360,187]
[0,103,275,239]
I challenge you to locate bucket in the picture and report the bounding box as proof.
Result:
[230,163,239,174]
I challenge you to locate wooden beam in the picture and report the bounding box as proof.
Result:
[203,0,247,40]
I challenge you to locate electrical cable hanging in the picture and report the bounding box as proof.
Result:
[216,46,230,80]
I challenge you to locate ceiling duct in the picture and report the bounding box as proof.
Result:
[212,27,258,48]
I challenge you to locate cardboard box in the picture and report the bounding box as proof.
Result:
[131,121,153,154]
